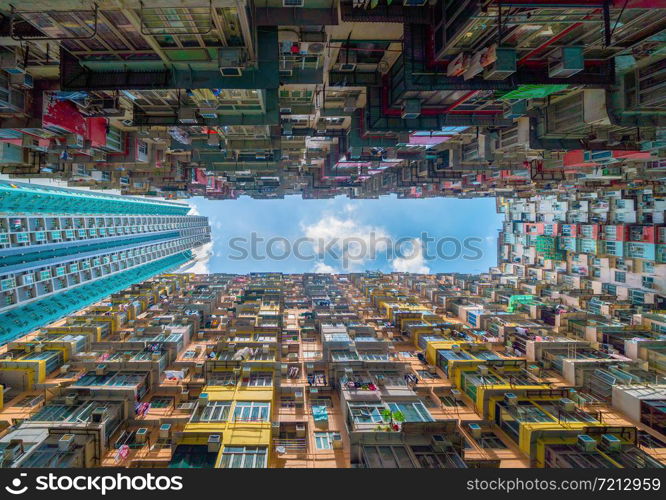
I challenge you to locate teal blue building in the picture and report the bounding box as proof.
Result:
[0,181,210,343]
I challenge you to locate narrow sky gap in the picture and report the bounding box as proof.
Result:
[185,194,503,274]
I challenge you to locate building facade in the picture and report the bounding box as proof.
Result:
[0,271,663,469]
[0,180,210,344]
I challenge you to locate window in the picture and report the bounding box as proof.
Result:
[198,401,231,422]
[208,372,236,386]
[476,432,508,449]
[411,445,466,468]
[233,401,270,422]
[439,395,466,407]
[349,402,384,423]
[314,431,341,450]
[371,371,407,386]
[638,431,666,448]
[614,271,626,283]
[417,370,440,380]
[219,446,267,468]
[363,445,414,468]
[387,401,434,422]
[149,397,172,409]
[245,372,273,387]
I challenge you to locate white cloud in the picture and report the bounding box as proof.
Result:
[188,203,200,216]
[300,214,390,271]
[391,238,430,274]
[174,240,213,274]
[313,262,336,274]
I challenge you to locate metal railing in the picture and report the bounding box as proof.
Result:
[273,438,307,453]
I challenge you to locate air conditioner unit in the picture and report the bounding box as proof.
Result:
[337,63,357,72]
[0,49,26,74]
[477,364,489,375]
[559,398,575,412]
[10,72,33,89]
[468,423,482,439]
[60,364,70,374]
[96,363,107,375]
[91,407,107,423]
[199,107,218,119]
[135,428,148,444]
[207,434,222,452]
[280,107,292,114]
[577,434,596,452]
[332,434,343,449]
[504,393,518,406]
[65,394,78,406]
[219,48,244,77]
[159,423,171,439]
[343,96,357,113]
[431,434,451,451]
[401,99,421,120]
[242,366,251,374]
[483,48,516,80]
[451,344,461,352]
[178,108,198,124]
[548,47,584,78]
[600,434,621,452]
[283,123,293,136]
[295,423,306,437]
[451,389,463,400]
[58,434,75,451]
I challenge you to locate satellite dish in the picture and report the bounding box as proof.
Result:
[308,42,325,54]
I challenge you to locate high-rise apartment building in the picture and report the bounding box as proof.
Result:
[0,180,210,344]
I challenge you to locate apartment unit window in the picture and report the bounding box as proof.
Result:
[233,401,270,422]
[439,395,466,407]
[476,432,508,449]
[331,350,358,361]
[387,401,434,422]
[250,351,274,361]
[199,401,231,422]
[349,402,384,423]
[642,276,655,289]
[371,371,407,386]
[363,445,414,468]
[417,370,441,380]
[149,397,172,409]
[280,396,295,408]
[314,431,341,450]
[615,271,626,283]
[219,446,267,468]
[246,372,273,387]
[310,397,332,408]
[209,372,236,386]
[638,431,666,449]
[411,446,465,468]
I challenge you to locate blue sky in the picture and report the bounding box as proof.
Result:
[182,195,503,275]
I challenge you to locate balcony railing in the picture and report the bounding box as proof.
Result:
[273,438,307,453]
